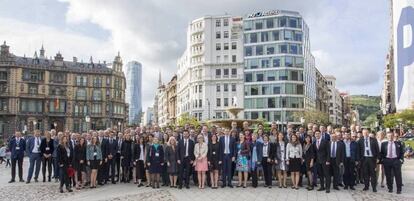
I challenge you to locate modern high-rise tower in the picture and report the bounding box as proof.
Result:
[125,61,142,125]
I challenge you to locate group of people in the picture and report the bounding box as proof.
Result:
[6,122,407,195]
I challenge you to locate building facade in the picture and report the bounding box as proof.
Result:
[325,75,343,125]
[0,42,127,139]
[125,61,142,125]
[243,10,317,123]
[315,69,329,114]
[166,75,177,125]
[142,107,154,126]
[177,15,245,121]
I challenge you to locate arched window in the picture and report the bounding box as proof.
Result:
[92,89,102,101]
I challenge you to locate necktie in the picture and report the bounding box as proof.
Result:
[317,140,320,149]
[331,142,336,157]
[388,141,393,158]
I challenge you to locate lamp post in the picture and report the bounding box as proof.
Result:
[118,121,121,132]
[85,115,90,132]
[33,120,37,132]
[300,117,305,126]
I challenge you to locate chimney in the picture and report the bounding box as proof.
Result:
[1,41,10,56]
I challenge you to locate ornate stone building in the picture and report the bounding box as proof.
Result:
[0,42,127,139]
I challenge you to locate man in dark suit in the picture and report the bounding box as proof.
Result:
[250,134,263,188]
[98,131,109,185]
[177,130,195,189]
[329,132,345,190]
[219,128,236,188]
[106,132,118,184]
[358,129,379,192]
[68,133,77,187]
[115,132,123,182]
[200,125,212,187]
[314,131,331,193]
[380,132,404,194]
[320,126,331,141]
[343,132,359,190]
[26,129,43,183]
[8,131,26,183]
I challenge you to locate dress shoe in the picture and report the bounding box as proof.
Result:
[317,188,325,191]
[26,181,30,184]
[373,189,377,193]
[19,179,25,182]
[34,178,38,182]
[178,186,182,189]
[397,191,401,194]
[60,188,64,193]
[221,185,226,188]
[388,189,393,193]
[350,186,355,190]
[363,187,369,191]
[333,187,340,190]
[338,183,344,187]
[67,188,73,192]
[228,185,234,188]
[8,180,15,183]
[344,186,348,190]
[326,190,330,193]
[185,186,190,189]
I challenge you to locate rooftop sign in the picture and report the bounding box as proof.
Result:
[247,10,280,18]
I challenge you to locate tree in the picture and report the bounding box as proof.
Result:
[383,109,414,129]
[293,109,330,126]
[177,112,200,127]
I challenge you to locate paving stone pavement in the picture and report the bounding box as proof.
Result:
[0,158,413,201]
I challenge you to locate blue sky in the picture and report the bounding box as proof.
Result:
[0,0,390,109]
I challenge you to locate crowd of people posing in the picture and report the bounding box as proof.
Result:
[6,122,406,195]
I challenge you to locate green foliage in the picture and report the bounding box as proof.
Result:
[293,109,330,125]
[350,95,381,123]
[363,113,378,130]
[177,112,200,128]
[383,109,414,128]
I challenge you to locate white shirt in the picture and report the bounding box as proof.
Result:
[139,144,144,160]
[363,137,373,157]
[203,134,209,145]
[387,141,397,159]
[263,143,269,157]
[330,141,337,158]
[185,139,189,157]
[32,137,41,153]
[224,136,230,154]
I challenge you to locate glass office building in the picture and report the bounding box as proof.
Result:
[243,10,316,123]
[125,61,142,125]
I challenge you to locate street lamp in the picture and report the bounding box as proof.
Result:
[85,115,90,132]
[53,122,58,131]
[118,121,121,132]
[33,120,37,131]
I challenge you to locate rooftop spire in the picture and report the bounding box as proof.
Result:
[34,51,38,58]
[158,69,162,87]
[39,44,45,58]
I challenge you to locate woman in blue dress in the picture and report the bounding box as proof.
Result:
[236,133,250,188]
[146,137,164,189]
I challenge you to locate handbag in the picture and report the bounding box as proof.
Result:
[67,167,75,178]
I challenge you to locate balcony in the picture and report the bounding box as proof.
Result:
[19,93,46,99]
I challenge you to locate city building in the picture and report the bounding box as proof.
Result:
[243,10,317,123]
[124,61,142,125]
[157,81,168,127]
[142,107,154,126]
[325,75,344,125]
[315,69,329,114]
[166,75,177,125]
[177,15,245,121]
[0,42,127,139]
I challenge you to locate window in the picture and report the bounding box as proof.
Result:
[20,99,43,113]
[199,99,202,107]
[285,56,293,67]
[224,31,229,38]
[268,98,276,108]
[216,112,223,119]
[49,100,66,113]
[284,30,293,40]
[261,59,269,68]
[92,89,102,101]
[266,18,274,28]
[92,104,101,114]
[224,98,229,106]
[216,43,221,50]
[257,73,264,81]
[261,32,269,42]
[216,31,221,39]
[216,84,221,92]
[216,98,221,107]
[224,43,229,50]
[28,84,38,94]
[216,69,221,77]
[76,89,87,100]
[216,56,221,63]
[199,84,202,93]
[289,18,298,28]
[231,42,237,50]
[231,68,237,76]
[251,112,259,119]
[294,32,302,41]
[223,69,229,77]
[290,44,298,54]
[273,86,281,94]
[223,18,229,26]
[224,83,229,92]
[0,72,7,80]
[224,55,229,62]
[291,71,298,81]
[256,45,263,55]
[245,73,252,82]
[297,84,304,95]
[232,55,236,63]
[250,33,257,43]
[267,46,275,54]
[280,17,287,27]
[272,31,280,41]
[216,19,221,27]
[0,99,8,111]
[255,21,263,29]
[231,84,236,92]
[280,44,288,53]
[245,46,252,56]
[251,86,258,95]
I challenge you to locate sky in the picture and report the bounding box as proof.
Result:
[0,0,390,109]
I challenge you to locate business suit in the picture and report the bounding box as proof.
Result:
[97,137,108,184]
[106,138,118,183]
[315,138,331,192]
[57,144,72,191]
[133,143,146,180]
[249,140,263,187]
[358,137,379,191]
[343,140,358,188]
[219,135,236,187]
[40,138,54,182]
[26,136,43,182]
[380,140,404,193]
[8,137,26,182]
[322,133,331,141]
[329,140,345,189]
[115,138,123,181]
[177,138,195,188]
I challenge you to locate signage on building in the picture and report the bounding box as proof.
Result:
[247,10,280,18]
[393,0,414,111]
